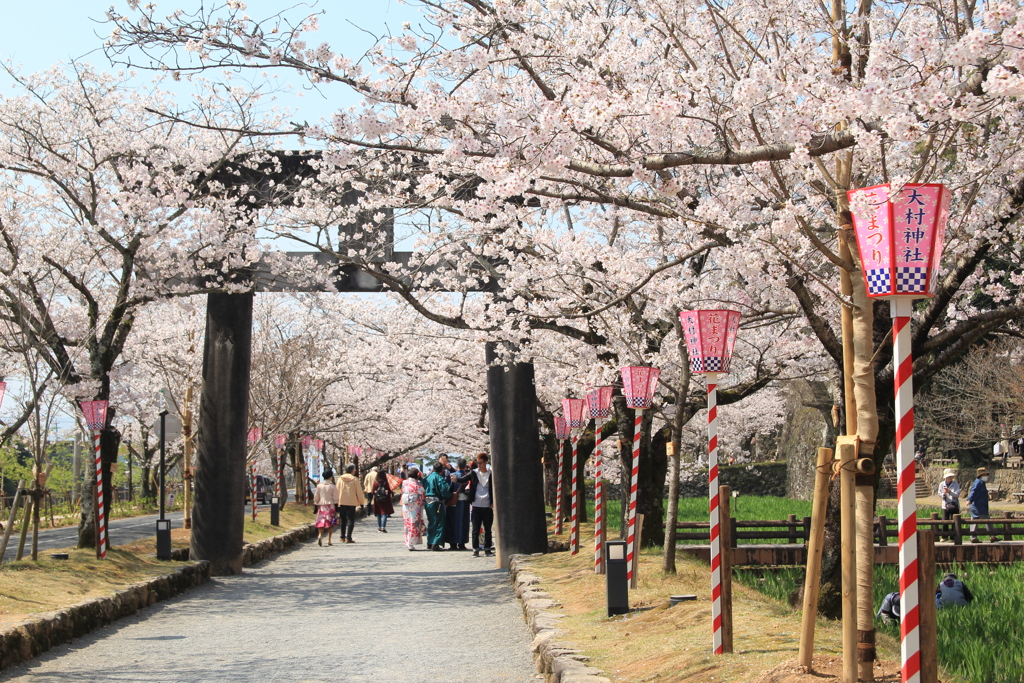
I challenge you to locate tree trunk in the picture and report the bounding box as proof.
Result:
[614,398,665,548]
[191,291,253,576]
[663,446,682,574]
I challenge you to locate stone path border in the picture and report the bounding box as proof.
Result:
[0,518,322,673]
[509,554,613,683]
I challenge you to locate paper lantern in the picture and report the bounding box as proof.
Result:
[0,381,6,409]
[80,400,109,431]
[679,310,742,374]
[561,398,587,429]
[274,434,287,448]
[302,435,313,449]
[314,438,324,452]
[554,416,571,440]
[247,427,263,445]
[587,386,614,420]
[620,366,661,409]
[847,183,950,298]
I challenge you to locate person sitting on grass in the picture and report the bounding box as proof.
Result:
[936,572,974,608]
[877,591,901,625]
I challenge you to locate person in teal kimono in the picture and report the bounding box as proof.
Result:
[423,462,452,551]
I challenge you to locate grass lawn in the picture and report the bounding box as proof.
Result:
[0,504,315,630]
[736,562,1024,683]
[534,521,901,682]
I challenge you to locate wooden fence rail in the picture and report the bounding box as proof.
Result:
[677,512,1023,547]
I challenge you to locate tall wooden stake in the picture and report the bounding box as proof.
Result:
[918,530,938,683]
[0,480,24,563]
[719,485,734,654]
[838,438,858,683]
[798,448,833,670]
[183,384,193,530]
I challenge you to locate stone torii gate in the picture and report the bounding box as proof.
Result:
[191,154,548,574]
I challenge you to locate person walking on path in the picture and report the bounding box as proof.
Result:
[337,463,366,543]
[467,453,494,557]
[938,468,961,541]
[424,462,452,551]
[968,467,997,543]
[313,470,339,546]
[451,457,473,550]
[401,465,426,550]
[372,468,395,533]
[363,466,378,516]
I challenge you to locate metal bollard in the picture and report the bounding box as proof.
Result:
[156,519,172,560]
[270,496,280,527]
[606,540,629,617]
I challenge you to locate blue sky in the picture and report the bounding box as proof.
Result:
[0,0,422,122]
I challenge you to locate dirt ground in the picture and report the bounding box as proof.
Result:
[527,522,904,683]
[750,657,903,683]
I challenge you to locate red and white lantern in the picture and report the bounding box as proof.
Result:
[80,400,109,560]
[849,183,949,683]
[0,381,7,408]
[562,398,587,555]
[620,366,660,586]
[680,309,742,656]
[553,416,570,535]
[588,386,614,574]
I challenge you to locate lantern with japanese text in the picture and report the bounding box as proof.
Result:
[848,183,950,682]
[679,310,741,374]
[80,400,110,560]
[247,427,262,445]
[619,366,660,587]
[552,416,570,535]
[562,398,587,555]
[587,386,614,574]
[680,309,742,655]
[848,183,949,299]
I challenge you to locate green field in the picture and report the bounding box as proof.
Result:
[735,563,1024,683]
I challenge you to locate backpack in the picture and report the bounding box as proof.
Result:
[374,484,390,502]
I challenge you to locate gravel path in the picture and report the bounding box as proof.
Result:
[1,515,537,682]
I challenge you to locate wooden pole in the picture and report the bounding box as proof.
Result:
[719,485,734,654]
[629,512,644,590]
[918,529,938,683]
[0,481,25,563]
[183,384,193,530]
[838,439,858,683]
[798,448,833,670]
[15,494,32,561]
[856,471,876,680]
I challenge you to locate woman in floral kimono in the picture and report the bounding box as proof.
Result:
[313,470,339,546]
[402,466,427,551]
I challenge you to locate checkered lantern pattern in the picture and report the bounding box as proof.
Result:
[554,416,571,440]
[587,386,614,420]
[866,268,891,295]
[80,400,109,431]
[896,266,927,294]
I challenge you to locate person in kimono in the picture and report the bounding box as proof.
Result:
[423,462,452,550]
[402,466,426,550]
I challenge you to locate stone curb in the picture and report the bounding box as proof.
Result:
[508,554,612,683]
[0,518,325,672]
[0,561,211,672]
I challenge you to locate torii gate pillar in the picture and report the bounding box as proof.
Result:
[191,291,254,575]
[486,342,548,564]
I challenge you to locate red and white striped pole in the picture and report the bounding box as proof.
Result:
[892,298,920,683]
[593,420,605,573]
[554,440,565,535]
[707,373,723,655]
[570,433,580,555]
[625,408,642,584]
[93,428,106,560]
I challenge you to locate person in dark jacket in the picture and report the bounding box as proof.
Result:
[423,462,452,550]
[877,591,901,624]
[937,572,974,608]
[449,458,472,550]
[465,453,494,557]
[371,469,395,532]
[968,467,997,543]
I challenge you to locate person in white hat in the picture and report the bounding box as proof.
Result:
[937,468,960,541]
